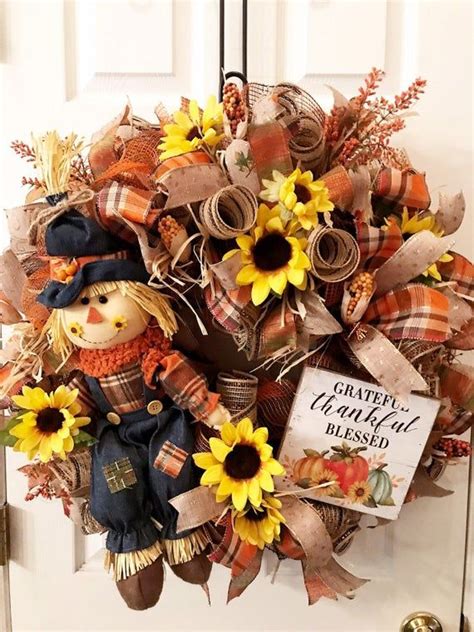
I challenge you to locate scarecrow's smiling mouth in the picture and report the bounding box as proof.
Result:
[78,330,121,345]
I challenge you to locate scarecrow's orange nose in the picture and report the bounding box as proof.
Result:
[87,307,103,324]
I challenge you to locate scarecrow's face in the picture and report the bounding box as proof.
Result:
[61,289,150,349]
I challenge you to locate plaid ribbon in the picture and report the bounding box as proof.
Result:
[364,284,450,343]
[257,306,297,359]
[247,121,293,182]
[204,283,252,333]
[356,220,404,271]
[373,168,431,210]
[97,182,158,242]
[153,440,189,478]
[435,403,472,435]
[159,352,219,421]
[438,252,474,298]
[102,457,137,494]
[208,513,263,602]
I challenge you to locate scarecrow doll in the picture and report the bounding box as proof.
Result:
[36,209,230,609]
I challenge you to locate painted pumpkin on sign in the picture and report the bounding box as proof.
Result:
[325,442,369,493]
[368,464,393,505]
[292,449,328,485]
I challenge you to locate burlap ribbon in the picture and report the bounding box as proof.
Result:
[374,231,454,296]
[158,163,229,210]
[306,227,360,283]
[199,184,257,239]
[435,191,465,236]
[287,114,325,172]
[346,324,428,401]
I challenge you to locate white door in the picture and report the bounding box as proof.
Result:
[1,1,472,631]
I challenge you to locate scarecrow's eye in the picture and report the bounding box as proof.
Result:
[98,295,108,304]
[80,297,90,305]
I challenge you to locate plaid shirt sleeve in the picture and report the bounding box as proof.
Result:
[66,374,99,417]
[158,352,220,421]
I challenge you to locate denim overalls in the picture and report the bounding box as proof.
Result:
[86,376,200,557]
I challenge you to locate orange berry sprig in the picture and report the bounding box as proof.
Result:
[346,272,375,318]
[223,82,246,137]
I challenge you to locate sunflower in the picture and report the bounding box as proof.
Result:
[10,385,91,462]
[260,168,334,230]
[232,494,285,549]
[386,207,453,281]
[309,469,340,496]
[347,480,372,504]
[111,315,128,331]
[193,417,285,511]
[223,204,311,306]
[158,96,224,160]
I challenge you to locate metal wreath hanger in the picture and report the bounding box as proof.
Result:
[219,0,248,98]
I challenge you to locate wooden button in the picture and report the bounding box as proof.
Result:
[147,400,163,415]
[106,412,121,425]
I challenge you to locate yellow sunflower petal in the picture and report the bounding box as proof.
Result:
[258,468,275,492]
[248,476,263,507]
[236,235,254,252]
[264,458,285,476]
[200,463,224,485]
[209,437,232,463]
[188,100,200,125]
[63,435,74,453]
[236,417,253,442]
[50,433,64,453]
[173,109,193,131]
[268,270,288,296]
[20,430,42,451]
[220,422,237,446]
[39,436,53,463]
[193,452,219,470]
[216,475,234,498]
[265,216,285,233]
[10,422,32,439]
[251,427,269,446]
[259,443,273,462]
[232,481,248,511]
[251,275,271,306]
[236,264,259,286]
[287,267,305,286]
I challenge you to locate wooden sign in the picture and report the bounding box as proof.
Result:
[277,367,441,519]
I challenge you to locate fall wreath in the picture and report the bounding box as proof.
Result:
[0,69,472,610]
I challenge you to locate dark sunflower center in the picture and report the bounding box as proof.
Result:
[245,507,267,522]
[36,407,65,434]
[355,487,365,497]
[224,444,261,480]
[294,184,311,204]
[252,233,292,272]
[186,126,201,141]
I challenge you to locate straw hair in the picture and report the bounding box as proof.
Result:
[31,131,84,195]
[46,280,178,361]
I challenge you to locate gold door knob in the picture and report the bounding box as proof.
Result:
[401,612,443,632]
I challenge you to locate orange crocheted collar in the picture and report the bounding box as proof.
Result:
[78,324,171,378]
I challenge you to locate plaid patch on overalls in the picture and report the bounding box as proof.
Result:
[153,440,189,478]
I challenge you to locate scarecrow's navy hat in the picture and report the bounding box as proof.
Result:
[37,210,148,309]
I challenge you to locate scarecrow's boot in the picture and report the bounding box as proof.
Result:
[170,551,212,585]
[116,556,165,610]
